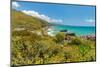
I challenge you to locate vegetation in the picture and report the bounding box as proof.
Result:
[11,10,96,66]
[12,9,48,30]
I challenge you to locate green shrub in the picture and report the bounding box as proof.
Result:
[70,38,82,45]
[55,32,65,43]
[79,45,90,56]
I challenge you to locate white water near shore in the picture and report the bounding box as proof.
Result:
[47,25,95,36]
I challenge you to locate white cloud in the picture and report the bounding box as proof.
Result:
[12,2,20,8]
[22,10,63,23]
[85,19,95,23]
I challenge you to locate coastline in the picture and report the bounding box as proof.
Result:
[46,25,95,37]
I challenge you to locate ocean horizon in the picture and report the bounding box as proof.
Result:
[48,25,96,36]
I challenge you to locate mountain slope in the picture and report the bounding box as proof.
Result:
[12,9,49,30]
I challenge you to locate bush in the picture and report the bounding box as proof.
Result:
[55,32,65,43]
[70,38,82,45]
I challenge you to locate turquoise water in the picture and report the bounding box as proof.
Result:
[50,25,96,36]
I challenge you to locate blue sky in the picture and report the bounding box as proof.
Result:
[12,1,96,26]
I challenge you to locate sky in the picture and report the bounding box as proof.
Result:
[12,1,96,26]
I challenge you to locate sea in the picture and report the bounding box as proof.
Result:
[48,25,96,36]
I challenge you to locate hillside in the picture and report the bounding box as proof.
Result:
[11,9,96,66]
[12,9,49,30]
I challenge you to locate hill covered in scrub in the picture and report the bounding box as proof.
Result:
[11,9,96,66]
[12,9,49,30]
